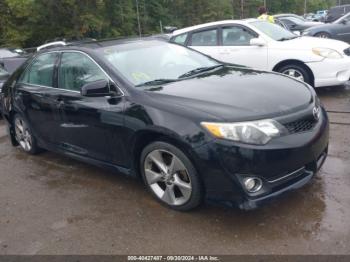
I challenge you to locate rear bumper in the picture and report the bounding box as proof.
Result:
[194,108,329,210]
[307,57,350,87]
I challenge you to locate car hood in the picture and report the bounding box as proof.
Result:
[275,36,350,52]
[145,66,314,122]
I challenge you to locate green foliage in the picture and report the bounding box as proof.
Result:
[0,0,339,48]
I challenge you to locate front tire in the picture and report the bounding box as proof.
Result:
[278,64,312,86]
[13,114,40,155]
[140,141,203,211]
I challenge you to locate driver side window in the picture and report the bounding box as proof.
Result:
[58,52,108,92]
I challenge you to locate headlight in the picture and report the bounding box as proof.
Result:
[302,31,310,36]
[201,119,285,145]
[312,47,343,59]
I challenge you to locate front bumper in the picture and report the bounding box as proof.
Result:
[306,57,350,87]
[194,108,329,210]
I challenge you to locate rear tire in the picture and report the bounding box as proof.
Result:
[278,63,312,86]
[140,141,203,211]
[315,32,331,39]
[13,114,40,155]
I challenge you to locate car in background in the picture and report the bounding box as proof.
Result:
[303,12,350,43]
[326,5,350,23]
[170,19,350,88]
[0,48,26,58]
[314,10,328,22]
[274,14,323,34]
[1,39,329,211]
[305,13,317,21]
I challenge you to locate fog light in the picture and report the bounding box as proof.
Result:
[243,177,263,193]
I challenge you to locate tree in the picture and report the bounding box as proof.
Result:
[0,0,339,48]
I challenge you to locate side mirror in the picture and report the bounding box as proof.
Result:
[81,79,112,97]
[250,38,266,47]
[341,19,348,25]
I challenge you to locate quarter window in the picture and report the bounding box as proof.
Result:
[222,27,256,46]
[20,53,58,87]
[58,52,108,92]
[172,33,188,45]
[191,29,218,46]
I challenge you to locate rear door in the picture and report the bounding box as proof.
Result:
[15,52,61,144]
[55,51,125,163]
[216,25,268,69]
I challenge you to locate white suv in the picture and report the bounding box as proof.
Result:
[170,19,350,87]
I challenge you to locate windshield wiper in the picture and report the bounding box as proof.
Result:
[135,78,177,87]
[277,36,299,41]
[178,64,224,79]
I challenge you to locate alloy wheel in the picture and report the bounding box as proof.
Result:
[144,149,192,206]
[14,118,33,152]
[282,69,305,81]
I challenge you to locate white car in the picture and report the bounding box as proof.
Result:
[170,19,350,87]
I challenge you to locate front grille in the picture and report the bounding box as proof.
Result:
[284,119,317,134]
[344,47,350,56]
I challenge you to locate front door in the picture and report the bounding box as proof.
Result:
[56,52,125,163]
[216,25,268,70]
[335,17,350,43]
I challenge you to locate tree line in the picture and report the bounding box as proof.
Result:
[0,0,342,48]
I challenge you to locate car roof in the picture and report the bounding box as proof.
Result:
[172,19,258,36]
[274,14,302,18]
[36,37,170,53]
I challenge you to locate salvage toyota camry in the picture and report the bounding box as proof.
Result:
[1,39,329,211]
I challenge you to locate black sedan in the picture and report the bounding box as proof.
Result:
[303,13,350,43]
[1,39,329,211]
[274,14,322,34]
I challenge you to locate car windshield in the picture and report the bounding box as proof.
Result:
[99,41,219,86]
[334,13,350,24]
[250,21,297,41]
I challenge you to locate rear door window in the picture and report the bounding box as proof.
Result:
[19,53,58,87]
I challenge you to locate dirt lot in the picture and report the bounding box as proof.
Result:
[0,86,349,255]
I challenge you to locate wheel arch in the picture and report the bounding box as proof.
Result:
[130,128,204,183]
[272,59,315,87]
[313,30,333,37]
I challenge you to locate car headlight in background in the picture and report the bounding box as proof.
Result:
[312,47,343,59]
[201,119,285,145]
